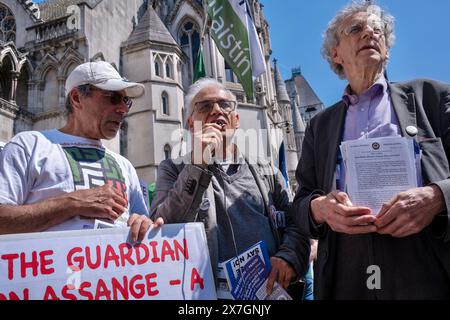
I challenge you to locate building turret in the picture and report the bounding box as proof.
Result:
[273,59,298,191]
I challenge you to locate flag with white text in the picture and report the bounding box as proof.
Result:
[207,0,266,99]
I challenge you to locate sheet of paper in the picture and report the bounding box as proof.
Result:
[340,136,418,214]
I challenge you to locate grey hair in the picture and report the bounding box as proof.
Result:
[321,0,395,79]
[184,78,236,124]
[64,84,93,115]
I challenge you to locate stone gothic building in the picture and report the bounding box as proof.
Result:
[0,0,307,192]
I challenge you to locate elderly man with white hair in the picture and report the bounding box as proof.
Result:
[150,78,311,299]
[292,0,450,299]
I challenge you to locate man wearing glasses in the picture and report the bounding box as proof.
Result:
[0,61,162,241]
[292,1,450,299]
[149,78,310,299]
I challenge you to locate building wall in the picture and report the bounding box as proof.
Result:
[0,109,14,142]
[83,0,145,66]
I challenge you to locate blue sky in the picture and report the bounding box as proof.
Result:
[262,0,450,106]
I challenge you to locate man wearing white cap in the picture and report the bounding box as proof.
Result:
[0,61,162,240]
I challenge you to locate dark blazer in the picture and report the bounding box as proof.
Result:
[292,78,450,299]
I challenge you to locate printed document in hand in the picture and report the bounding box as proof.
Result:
[340,136,419,214]
[220,241,292,300]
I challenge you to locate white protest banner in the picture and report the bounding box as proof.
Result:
[0,223,216,300]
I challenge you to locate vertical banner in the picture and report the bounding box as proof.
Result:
[0,223,216,300]
[207,0,266,99]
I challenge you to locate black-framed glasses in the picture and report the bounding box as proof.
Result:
[85,86,133,109]
[194,99,237,114]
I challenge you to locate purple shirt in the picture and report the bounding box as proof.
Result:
[336,76,401,192]
[342,76,400,142]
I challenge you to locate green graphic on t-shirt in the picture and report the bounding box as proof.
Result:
[62,147,127,201]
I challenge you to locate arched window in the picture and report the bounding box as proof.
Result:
[0,4,16,43]
[165,62,172,79]
[179,20,200,81]
[155,60,161,77]
[161,92,169,115]
[0,55,13,100]
[164,144,171,160]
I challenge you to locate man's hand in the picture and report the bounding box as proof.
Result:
[127,214,164,244]
[192,123,223,167]
[266,257,296,295]
[69,184,128,221]
[310,191,376,234]
[374,185,445,238]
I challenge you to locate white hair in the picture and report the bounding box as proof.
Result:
[184,78,236,124]
[321,0,396,79]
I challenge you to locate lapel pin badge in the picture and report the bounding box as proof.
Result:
[405,125,418,137]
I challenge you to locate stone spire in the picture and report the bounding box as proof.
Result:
[291,95,306,159]
[292,100,305,134]
[123,5,177,48]
[273,58,290,104]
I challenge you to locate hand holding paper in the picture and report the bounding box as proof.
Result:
[340,137,419,214]
[266,256,296,294]
[221,241,292,300]
[127,214,164,244]
[310,191,376,235]
[374,185,445,237]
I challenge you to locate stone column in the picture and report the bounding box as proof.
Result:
[37,80,45,113]
[57,76,66,109]
[9,71,20,103]
[27,80,37,113]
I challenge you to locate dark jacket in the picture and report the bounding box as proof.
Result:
[292,79,450,299]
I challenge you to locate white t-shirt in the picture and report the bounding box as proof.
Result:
[0,129,148,231]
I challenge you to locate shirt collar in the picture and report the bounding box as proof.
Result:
[342,75,388,107]
[216,152,245,166]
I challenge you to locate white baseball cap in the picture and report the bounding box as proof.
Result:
[65,61,145,98]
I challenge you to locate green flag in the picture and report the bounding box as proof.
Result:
[193,46,206,83]
[207,0,266,99]
[148,182,156,207]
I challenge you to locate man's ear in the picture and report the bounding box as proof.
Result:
[331,47,342,65]
[69,89,82,111]
[234,113,240,129]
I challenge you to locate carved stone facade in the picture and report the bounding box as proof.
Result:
[0,0,306,190]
